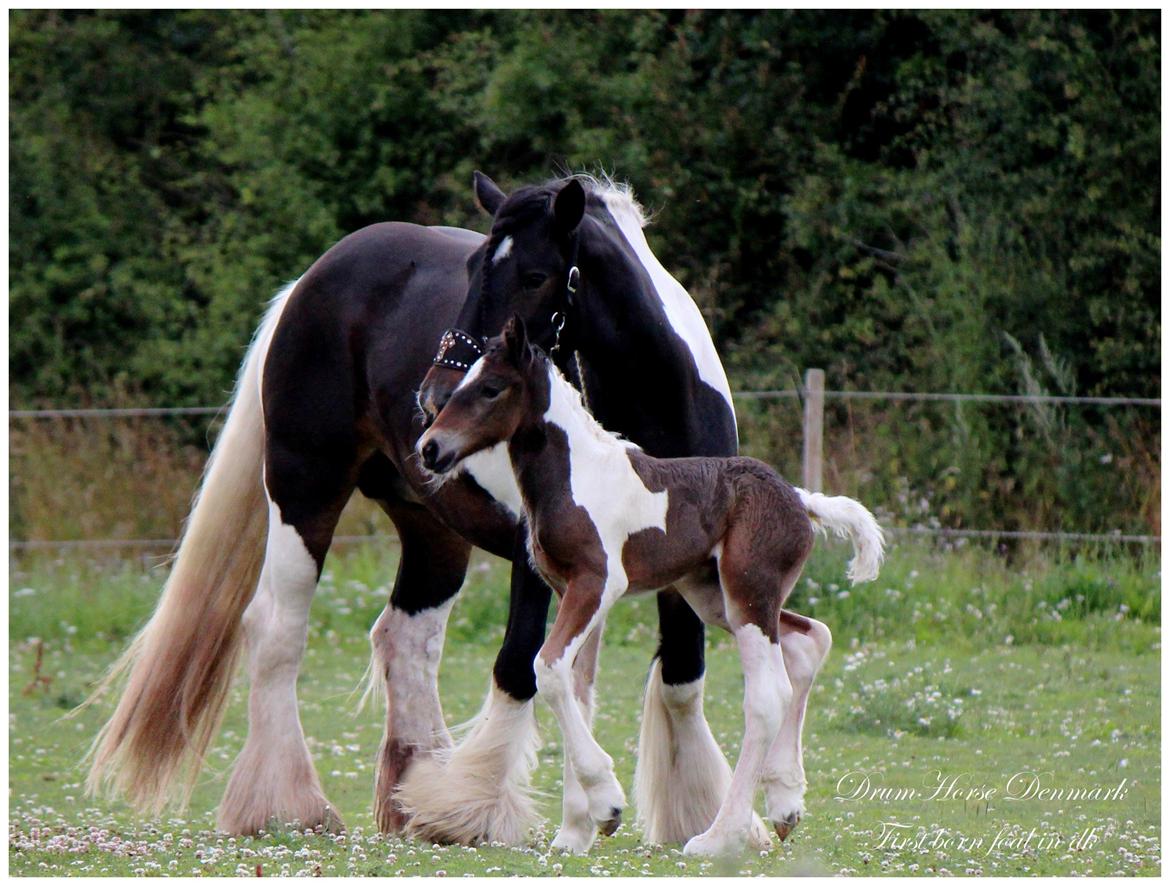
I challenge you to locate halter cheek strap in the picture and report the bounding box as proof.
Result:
[432,328,485,370]
[551,232,580,359]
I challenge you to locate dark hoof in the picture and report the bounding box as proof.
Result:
[774,812,801,842]
[598,808,622,837]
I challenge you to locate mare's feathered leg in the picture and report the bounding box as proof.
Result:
[219,481,350,834]
[366,504,470,833]
[394,528,547,845]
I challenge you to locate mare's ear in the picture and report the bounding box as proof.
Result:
[502,314,530,366]
[553,179,586,235]
[473,171,507,216]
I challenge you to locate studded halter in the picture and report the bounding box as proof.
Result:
[431,328,485,371]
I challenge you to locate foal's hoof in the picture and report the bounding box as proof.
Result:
[597,807,622,837]
[747,813,773,851]
[683,828,742,857]
[774,811,801,842]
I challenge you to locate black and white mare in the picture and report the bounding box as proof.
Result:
[86,173,831,851]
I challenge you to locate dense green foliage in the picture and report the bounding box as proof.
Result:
[9,10,1160,533]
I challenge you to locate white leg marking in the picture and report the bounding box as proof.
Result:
[537,605,625,854]
[764,618,832,836]
[394,679,541,845]
[684,623,790,856]
[552,624,603,852]
[368,598,455,749]
[366,597,455,831]
[218,500,338,833]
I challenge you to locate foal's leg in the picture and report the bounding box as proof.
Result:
[764,610,832,840]
[683,528,806,857]
[636,586,771,849]
[218,467,352,835]
[537,577,626,853]
[682,611,789,856]
[552,621,605,852]
[367,502,470,834]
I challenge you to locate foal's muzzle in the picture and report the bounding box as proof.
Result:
[417,434,457,474]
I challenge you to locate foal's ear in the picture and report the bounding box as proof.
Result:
[473,171,507,216]
[502,314,530,366]
[553,179,586,235]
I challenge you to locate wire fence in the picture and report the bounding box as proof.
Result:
[10,390,1162,418]
[733,390,1161,407]
[9,385,1161,551]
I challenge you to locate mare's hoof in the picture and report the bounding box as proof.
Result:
[774,811,801,842]
[598,808,622,837]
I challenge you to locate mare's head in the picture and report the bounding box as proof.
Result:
[416,316,541,475]
[418,172,586,423]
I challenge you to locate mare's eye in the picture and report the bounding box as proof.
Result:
[481,384,503,399]
[521,271,547,290]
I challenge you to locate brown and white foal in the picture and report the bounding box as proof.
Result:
[418,317,884,856]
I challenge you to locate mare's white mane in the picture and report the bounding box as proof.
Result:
[573,173,649,229]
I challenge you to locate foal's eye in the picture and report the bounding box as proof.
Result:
[520,271,547,290]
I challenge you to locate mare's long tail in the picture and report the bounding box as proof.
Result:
[796,488,885,584]
[82,282,296,814]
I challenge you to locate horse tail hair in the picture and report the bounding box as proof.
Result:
[796,488,885,585]
[83,281,297,814]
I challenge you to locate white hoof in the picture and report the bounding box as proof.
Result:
[747,812,773,851]
[683,826,746,857]
[765,780,805,841]
[550,825,596,854]
[584,775,626,838]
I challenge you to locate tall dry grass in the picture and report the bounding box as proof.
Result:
[9,415,388,548]
[9,397,1158,551]
[735,396,1159,537]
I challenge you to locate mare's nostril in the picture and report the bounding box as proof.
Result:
[421,440,439,470]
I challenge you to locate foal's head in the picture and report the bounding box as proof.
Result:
[417,316,541,475]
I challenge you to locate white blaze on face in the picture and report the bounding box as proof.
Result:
[438,356,523,516]
[542,364,668,608]
[452,354,488,392]
[600,191,737,435]
[493,235,514,263]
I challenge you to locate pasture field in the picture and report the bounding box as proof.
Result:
[9,542,1161,876]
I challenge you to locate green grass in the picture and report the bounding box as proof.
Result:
[9,542,1162,876]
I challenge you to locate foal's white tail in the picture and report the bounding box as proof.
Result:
[796,489,885,584]
[83,284,295,814]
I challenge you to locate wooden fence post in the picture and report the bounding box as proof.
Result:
[802,368,825,493]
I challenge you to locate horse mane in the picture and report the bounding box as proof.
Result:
[490,173,650,235]
[571,173,649,229]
